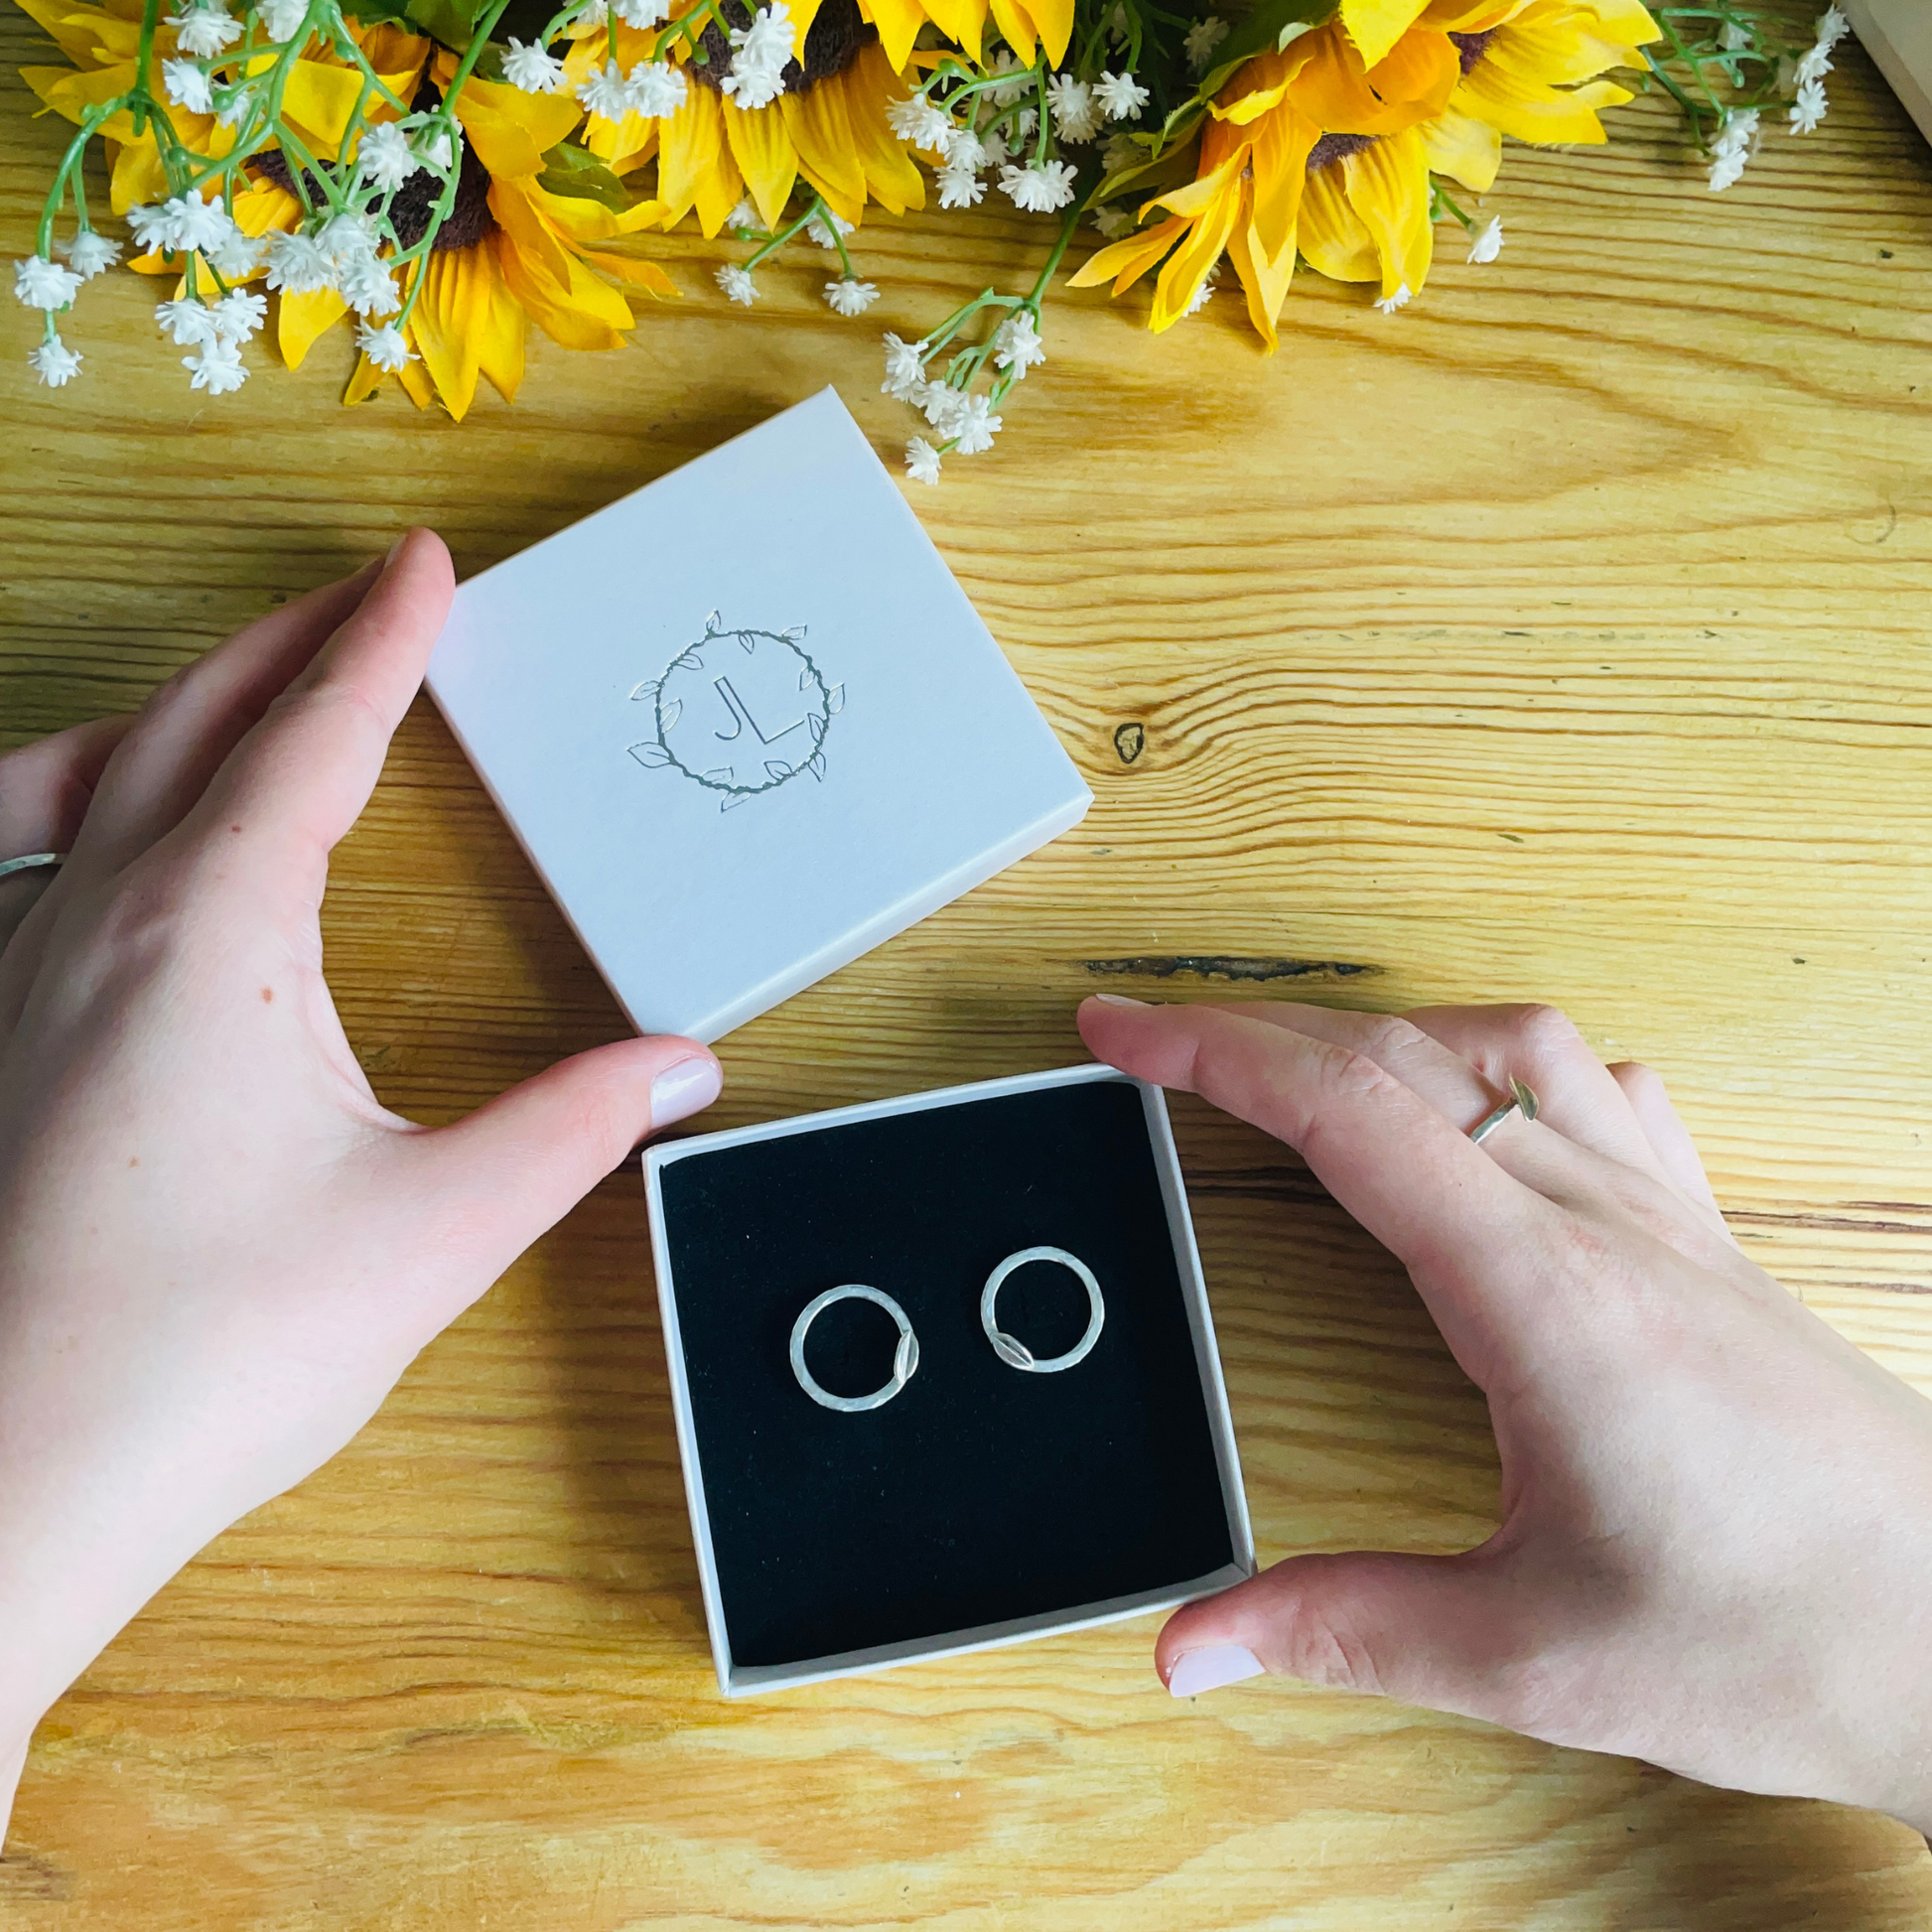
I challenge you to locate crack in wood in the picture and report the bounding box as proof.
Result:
[1084,955,1378,983]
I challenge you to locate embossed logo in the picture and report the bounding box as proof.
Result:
[627,613,844,813]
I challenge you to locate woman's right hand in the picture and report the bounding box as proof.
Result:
[1079,995,1932,1836]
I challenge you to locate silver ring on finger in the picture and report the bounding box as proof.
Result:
[1469,1077,1541,1146]
[0,851,66,880]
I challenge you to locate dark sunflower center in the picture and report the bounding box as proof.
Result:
[1449,28,1496,73]
[1305,130,1379,173]
[248,80,495,250]
[690,0,876,98]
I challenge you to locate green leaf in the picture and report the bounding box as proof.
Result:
[340,0,411,21]
[402,0,489,51]
[538,141,633,209]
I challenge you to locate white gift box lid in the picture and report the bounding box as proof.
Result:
[426,388,1092,1042]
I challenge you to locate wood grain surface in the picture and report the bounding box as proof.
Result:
[4,11,1932,1923]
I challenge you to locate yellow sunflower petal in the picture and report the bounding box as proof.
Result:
[858,0,925,71]
[1421,104,1500,188]
[109,134,170,211]
[1290,19,1458,135]
[488,176,575,287]
[12,0,118,68]
[1297,158,1377,282]
[279,59,420,160]
[1454,56,1626,142]
[277,285,349,368]
[494,227,633,349]
[1340,123,1433,299]
[1024,0,1072,66]
[1150,176,1243,332]
[473,249,528,401]
[1227,204,1297,352]
[721,94,799,228]
[345,351,387,405]
[454,71,586,179]
[656,83,744,233]
[917,0,987,65]
[1066,213,1185,293]
[842,45,925,213]
[579,245,678,299]
[1340,0,1433,67]
[410,244,493,419]
[782,74,867,223]
[986,0,1035,62]
[1149,145,1246,222]
[24,62,143,139]
[1246,95,1319,263]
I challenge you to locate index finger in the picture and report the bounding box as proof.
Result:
[1076,997,1559,1342]
[174,529,456,894]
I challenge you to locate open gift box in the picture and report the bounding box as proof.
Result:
[642,1061,1255,1695]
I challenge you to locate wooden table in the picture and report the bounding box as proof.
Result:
[5,14,1932,1922]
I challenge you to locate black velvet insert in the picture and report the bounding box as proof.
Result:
[655,1076,1234,1668]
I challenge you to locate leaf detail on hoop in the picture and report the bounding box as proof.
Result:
[826,683,845,715]
[627,741,672,767]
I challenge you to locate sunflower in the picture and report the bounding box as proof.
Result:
[333,58,675,419]
[1078,1,1655,339]
[568,0,923,233]
[855,0,1069,74]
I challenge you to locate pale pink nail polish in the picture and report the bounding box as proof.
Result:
[650,1056,721,1128]
[1168,1644,1266,1698]
[1090,993,1149,1008]
[385,531,409,566]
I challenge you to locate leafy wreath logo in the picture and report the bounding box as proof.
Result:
[627,613,844,813]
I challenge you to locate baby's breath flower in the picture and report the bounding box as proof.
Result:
[183,335,247,393]
[1093,69,1148,121]
[726,198,761,231]
[1789,74,1827,133]
[936,165,985,208]
[258,0,308,39]
[162,57,214,112]
[155,294,219,344]
[1183,15,1228,71]
[503,36,569,92]
[15,254,80,310]
[356,319,413,370]
[1466,215,1503,263]
[129,187,235,260]
[992,308,1043,373]
[1045,73,1097,142]
[979,128,1008,169]
[624,60,687,116]
[339,253,399,317]
[1013,105,1038,139]
[720,2,792,109]
[207,227,264,279]
[1795,3,1848,83]
[950,392,1000,455]
[824,277,878,316]
[986,50,1029,108]
[356,120,421,188]
[169,0,240,54]
[317,210,378,265]
[888,93,953,151]
[904,436,942,484]
[716,262,759,304]
[943,125,985,172]
[62,230,121,279]
[613,0,668,24]
[806,207,855,248]
[28,332,81,386]
[1707,106,1758,191]
[1373,280,1411,315]
[263,227,338,294]
[577,59,633,119]
[881,331,925,398]
[416,130,454,172]
[209,288,266,341]
[919,380,967,432]
[1091,203,1132,237]
[998,159,1076,212]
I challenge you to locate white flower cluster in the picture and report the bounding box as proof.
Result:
[1706,105,1759,192]
[879,310,1045,483]
[574,53,689,117]
[1788,3,1849,133]
[155,285,265,391]
[721,2,796,111]
[1183,15,1227,72]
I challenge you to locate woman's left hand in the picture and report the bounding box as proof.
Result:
[0,532,723,1836]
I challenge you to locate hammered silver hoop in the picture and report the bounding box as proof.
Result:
[981,1246,1105,1374]
[789,1285,920,1414]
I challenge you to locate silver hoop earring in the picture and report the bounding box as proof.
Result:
[789,1285,919,1413]
[981,1246,1105,1373]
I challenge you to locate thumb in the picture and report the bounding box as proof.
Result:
[1157,1549,1532,1718]
[402,1035,722,1287]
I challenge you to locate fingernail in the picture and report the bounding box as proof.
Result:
[1168,1645,1265,1698]
[385,531,409,566]
[1090,993,1149,1008]
[650,1055,721,1128]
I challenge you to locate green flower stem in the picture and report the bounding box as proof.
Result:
[132,0,163,135]
[34,104,113,256]
[743,195,824,269]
